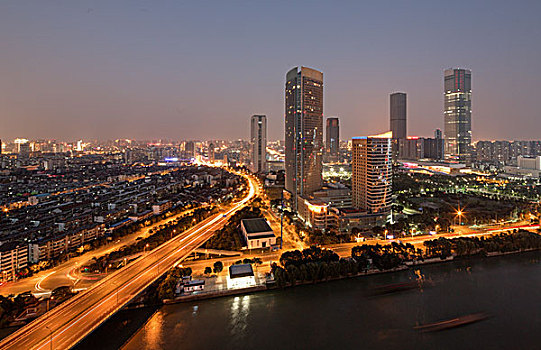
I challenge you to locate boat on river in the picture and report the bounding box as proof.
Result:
[370,281,420,295]
[415,313,488,332]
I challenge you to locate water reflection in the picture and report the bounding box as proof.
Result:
[123,252,541,350]
[143,310,164,350]
[230,295,250,339]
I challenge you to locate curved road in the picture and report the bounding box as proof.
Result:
[0,206,201,297]
[0,169,257,350]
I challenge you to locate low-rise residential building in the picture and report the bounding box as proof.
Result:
[183,279,205,293]
[152,200,172,215]
[129,210,154,222]
[0,242,28,282]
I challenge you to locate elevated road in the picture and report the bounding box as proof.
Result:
[0,170,256,350]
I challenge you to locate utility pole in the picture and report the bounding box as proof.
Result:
[280,191,283,250]
[45,326,53,350]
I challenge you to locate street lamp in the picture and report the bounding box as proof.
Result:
[45,326,53,350]
[457,210,463,226]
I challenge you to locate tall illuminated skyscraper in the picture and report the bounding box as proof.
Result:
[325,117,339,161]
[351,132,392,214]
[285,66,324,209]
[444,68,472,162]
[250,115,267,173]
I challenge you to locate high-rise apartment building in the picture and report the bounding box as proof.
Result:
[351,132,392,214]
[325,117,339,161]
[185,141,195,159]
[475,140,541,165]
[444,68,472,162]
[285,66,324,209]
[250,115,267,173]
[390,92,407,139]
[398,136,444,161]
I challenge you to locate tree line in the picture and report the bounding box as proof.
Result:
[83,206,216,273]
[272,230,541,288]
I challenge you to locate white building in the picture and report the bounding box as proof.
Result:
[227,264,256,289]
[504,156,541,178]
[240,218,276,249]
[183,279,205,293]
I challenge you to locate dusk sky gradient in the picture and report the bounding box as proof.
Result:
[1,0,540,142]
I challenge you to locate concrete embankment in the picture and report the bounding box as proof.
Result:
[164,285,267,304]
[164,248,540,303]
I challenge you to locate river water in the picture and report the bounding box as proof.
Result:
[123,252,541,350]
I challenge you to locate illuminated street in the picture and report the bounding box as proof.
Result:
[0,170,257,350]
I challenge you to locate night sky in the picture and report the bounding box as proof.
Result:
[1,0,540,142]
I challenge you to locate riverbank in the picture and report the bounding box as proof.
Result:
[121,250,541,350]
[161,247,540,305]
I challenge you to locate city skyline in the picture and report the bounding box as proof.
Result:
[1,1,541,141]
[1,2,541,349]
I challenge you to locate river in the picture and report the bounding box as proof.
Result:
[122,252,541,350]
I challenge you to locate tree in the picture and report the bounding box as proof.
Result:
[213,261,224,273]
[158,276,177,300]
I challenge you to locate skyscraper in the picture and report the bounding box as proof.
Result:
[390,92,407,139]
[185,141,195,159]
[285,66,324,209]
[250,115,267,173]
[325,117,339,162]
[351,132,392,214]
[208,142,215,162]
[444,68,472,162]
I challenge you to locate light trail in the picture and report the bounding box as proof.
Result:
[0,168,257,350]
[35,271,56,292]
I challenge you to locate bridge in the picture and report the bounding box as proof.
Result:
[0,171,256,350]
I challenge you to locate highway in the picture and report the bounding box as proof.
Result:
[0,206,201,297]
[0,169,256,350]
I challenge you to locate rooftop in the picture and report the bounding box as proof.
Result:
[241,218,272,234]
[229,263,254,279]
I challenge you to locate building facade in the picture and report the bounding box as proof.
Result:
[240,218,276,249]
[444,68,472,162]
[475,140,541,166]
[250,115,267,173]
[390,92,407,139]
[351,132,393,214]
[0,243,28,282]
[184,141,195,159]
[285,66,324,209]
[325,117,339,162]
[208,142,215,162]
[398,136,444,161]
